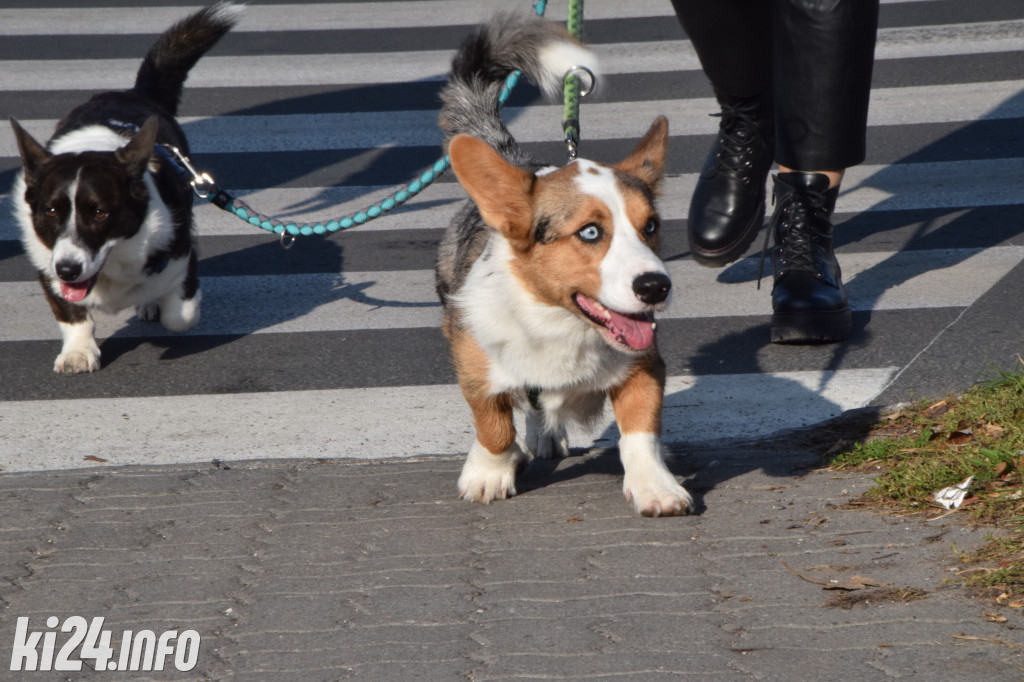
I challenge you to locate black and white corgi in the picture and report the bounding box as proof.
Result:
[435,13,693,516]
[11,2,242,373]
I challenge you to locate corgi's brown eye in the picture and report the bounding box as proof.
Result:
[94,209,109,222]
[44,207,58,217]
[576,224,602,243]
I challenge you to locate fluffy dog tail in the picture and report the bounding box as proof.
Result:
[439,11,597,166]
[133,1,243,115]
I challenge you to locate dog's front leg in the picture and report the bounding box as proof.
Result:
[154,251,202,332]
[610,357,693,517]
[41,280,100,373]
[458,391,529,504]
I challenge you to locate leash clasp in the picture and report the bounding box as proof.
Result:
[563,65,596,98]
[160,144,217,199]
[189,173,217,200]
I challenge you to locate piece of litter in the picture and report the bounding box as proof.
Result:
[933,475,974,510]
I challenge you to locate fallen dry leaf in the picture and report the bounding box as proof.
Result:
[979,423,1006,438]
[923,400,949,419]
[952,633,1016,648]
[946,431,974,446]
[83,455,108,463]
[781,561,891,591]
[825,575,892,592]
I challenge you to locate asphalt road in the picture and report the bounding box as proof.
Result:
[2,0,1024,473]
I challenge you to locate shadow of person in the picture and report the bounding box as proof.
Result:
[710,89,1024,396]
[521,88,1024,514]
[519,321,879,513]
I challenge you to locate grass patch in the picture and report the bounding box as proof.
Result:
[830,358,1024,599]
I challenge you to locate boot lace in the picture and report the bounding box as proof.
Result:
[756,184,830,288]
[711,101,763,181]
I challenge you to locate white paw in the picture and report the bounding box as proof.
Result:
[623,468,693,517]
[458,439,529,504]
[619,432,693,517]
[159,288,201,333]
[54,348,100,374]
[55,321,100,374]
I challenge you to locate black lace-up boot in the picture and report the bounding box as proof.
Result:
[688,91,775,267]
[767,172,852,343]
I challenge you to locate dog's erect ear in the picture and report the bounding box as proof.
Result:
[116,116,159,178]
[11,118,52,185]
[615,115,668,189]
[448,135,535,248]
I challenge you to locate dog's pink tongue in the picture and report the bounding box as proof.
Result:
[60,280,91,303]
[606,310,655,351]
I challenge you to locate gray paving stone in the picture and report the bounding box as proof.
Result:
[1,436,1022,680]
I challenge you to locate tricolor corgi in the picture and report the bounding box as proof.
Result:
[435,13,693,516]
[11,2,242,373]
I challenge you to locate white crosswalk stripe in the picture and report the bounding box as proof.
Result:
[5,77,1024,156]
[1,0,1022,473]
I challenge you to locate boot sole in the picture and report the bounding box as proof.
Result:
[771,307,853,344]
[690,201,766,268]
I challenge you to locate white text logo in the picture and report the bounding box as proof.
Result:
[10,617,200,672]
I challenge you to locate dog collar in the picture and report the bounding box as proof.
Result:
[107,118,184,175]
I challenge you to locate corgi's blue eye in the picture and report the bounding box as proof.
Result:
[644,218,658,235]
[577,224,602,243]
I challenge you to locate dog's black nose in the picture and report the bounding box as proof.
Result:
[633,272,672,304]
[55,260,82,282]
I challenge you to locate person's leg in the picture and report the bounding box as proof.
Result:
[670,0,771,98]
[671,0,776,267]
[767,0,879,343]
[772,0,878,175]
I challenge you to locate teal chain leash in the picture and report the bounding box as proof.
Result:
[174,0,586,247]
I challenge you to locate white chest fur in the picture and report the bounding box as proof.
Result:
[453,236,635,395]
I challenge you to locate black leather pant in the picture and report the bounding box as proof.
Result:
[671,0,879,171]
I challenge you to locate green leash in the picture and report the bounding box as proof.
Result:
[562,0,585,160]
[173,0,589,247]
